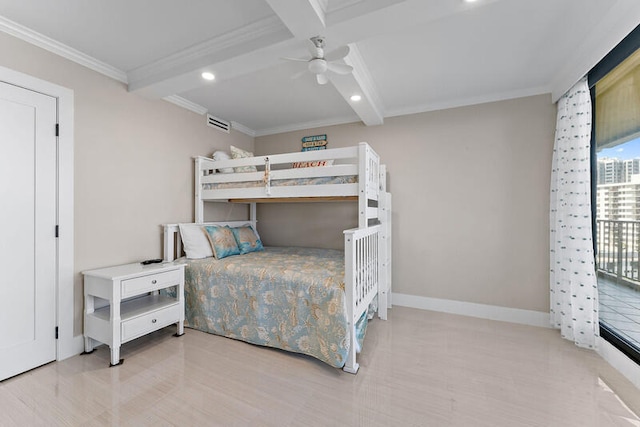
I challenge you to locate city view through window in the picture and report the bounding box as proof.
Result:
[596,137,640,352]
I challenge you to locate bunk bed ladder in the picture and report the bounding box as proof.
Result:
[358,142,380,228]
[385,192,393,309]
[377,164,392,320]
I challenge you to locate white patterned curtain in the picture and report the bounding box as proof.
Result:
[550,77,599,349]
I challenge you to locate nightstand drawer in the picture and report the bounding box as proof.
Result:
[121,304,181,342]
[121,269,181,298]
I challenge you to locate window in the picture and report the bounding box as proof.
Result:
[590,24,640,365]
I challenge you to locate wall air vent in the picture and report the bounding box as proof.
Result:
[206,114,230,133]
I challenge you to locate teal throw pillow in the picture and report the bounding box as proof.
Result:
[204,225,241,259]
[231,225,264,254]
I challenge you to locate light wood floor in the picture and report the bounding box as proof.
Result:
[2,307,640,426]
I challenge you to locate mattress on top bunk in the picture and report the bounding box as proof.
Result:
[203,175,357,190]
[180,246,367,368]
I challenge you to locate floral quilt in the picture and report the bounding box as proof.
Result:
[182,247,364,368]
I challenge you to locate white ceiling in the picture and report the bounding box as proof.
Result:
[0,0,639,136]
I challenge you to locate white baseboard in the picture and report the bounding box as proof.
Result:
[392,293,550,328]
[597,337,640,390]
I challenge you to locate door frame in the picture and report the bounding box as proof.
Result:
[0,65,80,360]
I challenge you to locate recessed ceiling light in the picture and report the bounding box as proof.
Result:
[201,72,215,81]
[464,0,479,2]
[350,95,362,102]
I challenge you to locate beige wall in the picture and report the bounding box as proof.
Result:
[0,27,556,336]
[256,94,556,312]
[0,32,253,334]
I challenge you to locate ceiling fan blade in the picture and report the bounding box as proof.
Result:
[326,62,353,75]
[282,57,309,62]
[324,45,350,62]
[291,68,308,79]
[316,73,329,85]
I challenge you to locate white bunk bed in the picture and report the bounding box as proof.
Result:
[163,142,391,373]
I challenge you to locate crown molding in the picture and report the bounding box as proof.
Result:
[163,95,208,115]
[0,15,220,119]
[231,121,257,137]
[254,114,360,137]
[384,85,551,118]
[256,85,552,137]
[127,15,289,91]
[0,15,128,83]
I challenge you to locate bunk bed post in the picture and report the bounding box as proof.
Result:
[195,157,204,223]
[162,224,182,262]
[163,224,175,262]
[357,142,368,229]
[343,230,359,374]
[385,192,392,309]
[378,165,389,320]
[249,202,257,224]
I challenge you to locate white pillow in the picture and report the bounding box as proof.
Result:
[212,150,234,173]
[178,224,213,259]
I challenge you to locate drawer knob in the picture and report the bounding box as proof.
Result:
[151,279,157,284]
[152,319,157,323]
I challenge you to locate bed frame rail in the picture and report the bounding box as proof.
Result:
[343,224,383,374]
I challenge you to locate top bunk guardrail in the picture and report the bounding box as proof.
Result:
[195,142,381,208]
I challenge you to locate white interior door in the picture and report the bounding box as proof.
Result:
[0,81,57,380]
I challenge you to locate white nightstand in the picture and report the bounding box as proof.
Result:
[82,262,186,366]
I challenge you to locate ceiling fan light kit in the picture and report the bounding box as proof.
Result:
[284,36,353,85]
[309,58,327,74]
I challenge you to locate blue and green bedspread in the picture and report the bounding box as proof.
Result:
[181,246,367,368]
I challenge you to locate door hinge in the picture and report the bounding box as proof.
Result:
[55,326,59,339]
[55,123,59,137]
[55,225,59,238]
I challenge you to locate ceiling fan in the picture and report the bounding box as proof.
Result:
[283,36,353,85]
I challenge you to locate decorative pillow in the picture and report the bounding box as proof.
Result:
[230,145,257,173]
[231,225,264,254]
[178,224,213,259]
[212,150,234,173]
[204,225,241,259]
[292,160,334,168]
